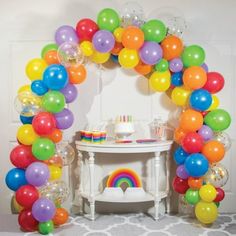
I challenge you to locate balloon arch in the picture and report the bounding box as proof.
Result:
[5,5,231,235]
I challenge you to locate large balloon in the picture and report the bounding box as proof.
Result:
[199,184,216,202]
[174,146,189,165]
[17,124,38,146]
[54,108,74,130]
[204,109,231,132]
[26,162,50,187]
[43,65,68,90]
[118,48,139,68]
[184,153,209,177]
[76,18,99,41]
[185,188,200,205]
[198,125,214,141]
[203,72,225,93]
[32,198,56,222]
[10,145,36,169]
[55,25,79,45]
[60,83,78,103]
[172,176,189,194]
[25,58,47,81]
[171,86,190,106]
[5,168,27,191]
[31,80,48,96]
[142,19,167,43]
[18,209,38,232]
[182,132,204,153]
[97,8,120,32]
[32,112,56,136]
[67,64,87,84]
[42,91,65,113]
[139,41,163,65]
[189,89,212,111]
[182,45,205,67]
[149,71,171,92]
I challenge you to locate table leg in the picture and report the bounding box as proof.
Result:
[165,151,171,214]
[88,152,95,220]
[78,151,83,214]
[154,151,160,220]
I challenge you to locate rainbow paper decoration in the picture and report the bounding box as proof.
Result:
[106,168,142,188]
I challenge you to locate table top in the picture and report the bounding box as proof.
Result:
[75,140,173,153]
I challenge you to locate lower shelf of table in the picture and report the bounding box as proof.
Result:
[81,191,168,203]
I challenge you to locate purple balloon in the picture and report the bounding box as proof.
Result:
[176,165,189,179]
[54,108,74,130]
[201,63,209,72]
[32,198,56,222]
[55,25,79,45]
[139,42,163,65]
[60,83,78,103]
[169,58,183,73]
[25,162,49,187]
[198,125,214,141]
[92,30,115,53]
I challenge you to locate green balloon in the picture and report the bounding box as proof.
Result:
[204,109,231,132]
[39,221,54,235]
[181,45,205,67]
[97,8,120,32]
[42,91,65,113]
[155,59,169,72]
[32,138,55,160]
[142,19,167,43]
[215,202,220,208]
[185,188,200,205]
[41,44,58,58]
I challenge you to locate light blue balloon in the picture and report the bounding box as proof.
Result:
[174,147,189,165]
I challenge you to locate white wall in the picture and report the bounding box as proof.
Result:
[0,0,235,214]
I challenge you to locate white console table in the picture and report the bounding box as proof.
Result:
[75,140,173,221]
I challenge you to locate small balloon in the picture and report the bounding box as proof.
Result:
[54,108,74,130]
[60,83,78,103]
[18,209,39,232]
[172,176,189,194]
[5,168,27,191]
[67,64,87,84]
[169,58,183,73]
[185,188,200,205]
[203,72,225,93]
[17,124,38,146]
[56,142,75,166]
[198,125,214,141]
[52,208,69,226]
[39,221,54,235]
[31,80,48,96]
[176,165,189,179]
[199,184,217,202]
[174,146,189,165]
[149,70,171,92]
[25,58,47,81]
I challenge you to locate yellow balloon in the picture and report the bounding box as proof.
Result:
[208,95,220,111]
[114,27,124,42]
[17,84,31,95]
[195,201,218,224]
[199,184,217,202]
[80,41,94,57]
[25,58,47,81]
[171,86,191,106]
[149,71,171,92]
[90,51,110,64]
[17,124,38,145]
[12,196,23,213]
[118,48,139,68]
[48,165,62,180]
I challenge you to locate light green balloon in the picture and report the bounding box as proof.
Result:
[185,188,200,205]
[97,8,120,32]
[155,59,169,72]
[142,19,167,43]
[39,221,54,235]
[32,138,55,160]
[41,44,58,58]
[182,45,205,67]
[42,91,65,113]
[204,109,231,132]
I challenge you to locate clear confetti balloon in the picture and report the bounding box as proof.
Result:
[120,1,145,28]
[56,142,75,166]
[14,91,42,117]
[204,163,229,188]
[178,194,195,216]
[58,42,84,67]
[39,180,69,205]
[213,132,231,151]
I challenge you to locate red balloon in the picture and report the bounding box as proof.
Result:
[76,18,99,41]
[200,111,210,117]
[32,112,56,136]
[203,72,225,93]
[214,187,225,202]
[18,209,38,232]
[172,176,189,194]
[10,145,36,169]
[182,132,204,153]
[15,185,39,208]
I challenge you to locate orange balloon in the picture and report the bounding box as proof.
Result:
[47,129,63,143]
[183,66,207,89]
[188,177,203,189]
[111,42,123,55]
[44,50,60,65]
[134,61,152,75]
[52,208,69,226]
[174,127,187,144]
[161,35,184,61]
[202,140,225,163]
[179,109,203,132]
[67,64,87,84]
[44,155,63,168]
[121,26,144,50]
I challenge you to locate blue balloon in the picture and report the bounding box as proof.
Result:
[174,147,189,165]
[111,54,119,63]
[5,168,27,191]
[190,89,212,111]
[43,65,68,90]
[171,72,183,86]
[184,153,209,177]
[31,80,48,96]
[20,115,34,124]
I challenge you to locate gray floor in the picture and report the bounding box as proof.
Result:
[0,213,236,236]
